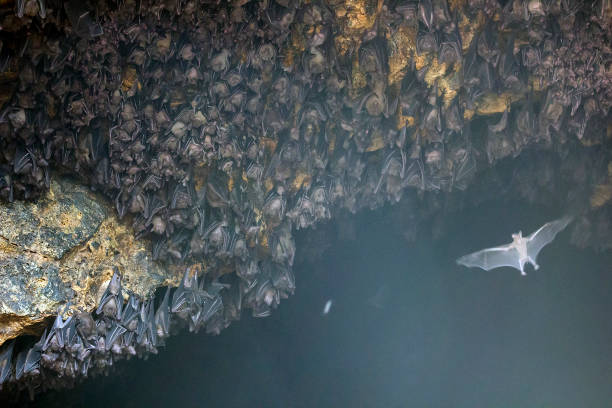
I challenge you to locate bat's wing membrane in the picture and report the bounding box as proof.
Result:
[456,244,521,271]
[526,216,573,262]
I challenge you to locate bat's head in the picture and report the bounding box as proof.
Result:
[512,231,523,243]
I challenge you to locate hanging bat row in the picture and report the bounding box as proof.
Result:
[0,261,295,398]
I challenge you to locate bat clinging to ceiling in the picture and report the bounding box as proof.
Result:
[456,216,573,276]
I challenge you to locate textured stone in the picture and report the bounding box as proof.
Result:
[0,178,178,346]
[0,179,106,259]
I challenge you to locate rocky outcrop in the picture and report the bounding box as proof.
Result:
[0,178,177,346]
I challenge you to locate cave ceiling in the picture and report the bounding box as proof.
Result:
[0,0,610,397]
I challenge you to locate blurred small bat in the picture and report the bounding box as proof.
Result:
[322,300,333,315]
[367,284,388,309]
[456,216,573,276]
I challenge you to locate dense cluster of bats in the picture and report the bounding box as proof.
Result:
[0,0,610,397]
[0,267,261,397]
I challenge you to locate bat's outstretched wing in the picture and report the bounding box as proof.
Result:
[456,244,521,271]
[526,216,573,262]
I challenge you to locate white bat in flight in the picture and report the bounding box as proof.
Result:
[456,216,573,276]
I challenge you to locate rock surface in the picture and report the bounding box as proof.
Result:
[0,178,177,346]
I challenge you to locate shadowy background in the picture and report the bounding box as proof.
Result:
[10,199,612,407]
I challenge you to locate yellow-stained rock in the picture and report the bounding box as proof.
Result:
[387,24,417,88]
[333,0,382,57]
[590,163,612,208]
[121,65,141,93]
[475,91,524,115]
[590,184,612,208]
[0,178,180,346]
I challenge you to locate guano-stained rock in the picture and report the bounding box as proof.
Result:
[0,178,106,259]
[0,178,177,346]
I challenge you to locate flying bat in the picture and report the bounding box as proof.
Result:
[456,216,573,276]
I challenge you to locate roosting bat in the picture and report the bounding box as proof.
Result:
[456,216,573,276]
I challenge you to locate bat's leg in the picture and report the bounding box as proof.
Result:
[529,257,540,270]
[520,260,527,276]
